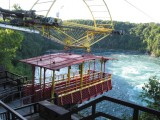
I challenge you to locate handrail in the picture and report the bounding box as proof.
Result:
[0,100,27,120]
[0,71,27,102]
[1,96,160,120]
[55,72,110,94]
[6,71,27,79]
[27,70,103,87]
[56,96,160,120]
[32,70,107,85]
[58,78,111,97]
[23,71,111,96]
[0,71,27,85]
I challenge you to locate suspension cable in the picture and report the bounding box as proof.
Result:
[123,0,157,22]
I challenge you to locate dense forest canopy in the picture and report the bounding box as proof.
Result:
[94,21,160,57]
[130,23,160,56]
[0,28,63,77]
[0,28,23,71]
[14,32,63,77]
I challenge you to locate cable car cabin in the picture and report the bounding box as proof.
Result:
[20,53,112,106]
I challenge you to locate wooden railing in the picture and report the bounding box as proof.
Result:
[0,71,27,102]
[0,100,27,120]
[56,96,160,120]
[21,70,111,104]
[0,96,160,120]
[0,71,27,87]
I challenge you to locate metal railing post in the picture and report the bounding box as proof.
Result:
[92,103,96,116]
[133,109,139,120]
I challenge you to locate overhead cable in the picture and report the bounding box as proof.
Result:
[123,0,158,22]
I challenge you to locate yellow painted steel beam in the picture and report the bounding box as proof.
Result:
[43,68,46,99]
[100,59,103,72]
[90,33,110,46]
[68,66,71,84]
[42,26,45,36]
[63,22,96,31]
[30,0,39,10]
[31,0,57,17]
[80,62,84,88]
[40,67,42,87]
[35,26,66,45]
[51,70,55,99]
[100,59,103,80]
[29,0,114,52]
[46,0,57,17]
[56,71,108,94]
[88,61,91,72]
[58,78,111,97]
[31,65,35,101]
[63,22,112,33]
[103,0,114,29]
[83,0,97,28]
[53,26,77,44]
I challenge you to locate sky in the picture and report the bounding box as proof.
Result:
[0,0,160,23]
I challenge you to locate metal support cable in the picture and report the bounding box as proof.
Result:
[123,0,157,22]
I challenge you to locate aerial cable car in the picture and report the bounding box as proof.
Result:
[20,53,113,105]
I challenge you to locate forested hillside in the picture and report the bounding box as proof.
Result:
[94,21,160,57]
[130,23,160,56]
[14,32,63,77]
[0,21,160,77]
[0,29,23,71]
[0,28,63,77]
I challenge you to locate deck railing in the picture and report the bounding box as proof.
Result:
[0,96,160,120]
[29,70,110,89]
[0,71,27,102]
[22,70,111,103]
[56,96,160,120]
[0,100,27,120]
[0,71,27,84]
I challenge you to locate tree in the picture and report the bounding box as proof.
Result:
[12,4,22,10]
[140,76,160,120]
[0,29,23,70]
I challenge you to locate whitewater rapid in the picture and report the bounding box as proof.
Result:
[35,50,160,118]
[80,50,160,118]
[104,51,160,103]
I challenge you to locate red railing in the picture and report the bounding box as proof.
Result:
[22,70,112,105]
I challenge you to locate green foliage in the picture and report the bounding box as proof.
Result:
[12,4,22,10]
[93,21,146,52]
[13,32,63,79]
[130,23,160,56]
[16,32,63,59]
[0,28,62,78]
[0,28,23,70]
[140,76,160,120]
[92,21,160,56]
[141,76,160,109]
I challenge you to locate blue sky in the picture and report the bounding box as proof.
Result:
[0,0,159,23]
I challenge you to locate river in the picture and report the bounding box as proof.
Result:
[78,50,160,119]
[97,50,160,102]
